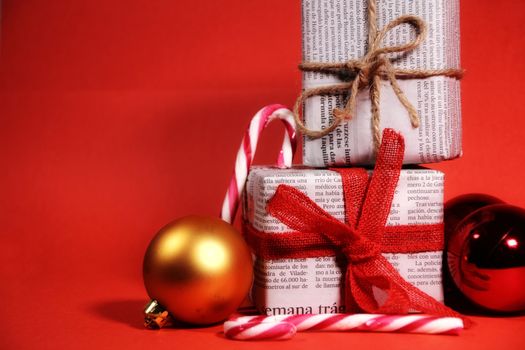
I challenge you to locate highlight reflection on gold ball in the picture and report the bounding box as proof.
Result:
[143,215,253,325]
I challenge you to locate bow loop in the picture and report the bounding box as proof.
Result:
[267,184,360,247]
[370,15,427,57]
[349,265,411,314]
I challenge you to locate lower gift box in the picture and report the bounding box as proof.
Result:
[242,166,445,316]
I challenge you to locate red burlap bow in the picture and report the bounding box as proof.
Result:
[245,129,463,319]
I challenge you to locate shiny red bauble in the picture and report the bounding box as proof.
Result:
[443,193,505,310]
[444,193,504,240]
[447,204,525,313]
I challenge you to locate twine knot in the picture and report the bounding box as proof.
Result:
[293,0,464,151]
[357,62,373,87]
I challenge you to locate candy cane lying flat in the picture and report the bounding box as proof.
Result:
[224,320,297,340]
[221,104,297,223]
[224,314,464,340]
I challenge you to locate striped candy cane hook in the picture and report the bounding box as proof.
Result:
[221,104,297,224]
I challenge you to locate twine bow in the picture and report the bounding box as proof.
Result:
[294,0,464,150]
[265,129,463,319]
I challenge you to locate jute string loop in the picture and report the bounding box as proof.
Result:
[293,0,464,151]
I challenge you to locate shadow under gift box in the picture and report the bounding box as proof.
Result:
[243,166,445,316]
[301,0,462,166]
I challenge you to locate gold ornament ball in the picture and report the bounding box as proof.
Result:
[143,215,253,325]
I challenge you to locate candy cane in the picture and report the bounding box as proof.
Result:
[224,320,296,340]
[221,104,297,223]
[224,314,464,340]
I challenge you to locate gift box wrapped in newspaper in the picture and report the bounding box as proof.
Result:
[243,130,454,316]
[297,0,463,166]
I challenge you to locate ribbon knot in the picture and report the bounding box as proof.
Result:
[293,0,463,151]
[341,237,382,265]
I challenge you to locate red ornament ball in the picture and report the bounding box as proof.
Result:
[444,193,504,240]
[447,204,525,313]
[443,193,505,310]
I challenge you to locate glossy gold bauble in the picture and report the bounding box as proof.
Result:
[143,215,253,325]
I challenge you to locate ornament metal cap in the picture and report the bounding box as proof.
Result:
[144,299,173,329]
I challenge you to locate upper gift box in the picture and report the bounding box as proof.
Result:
[299,0,463,166]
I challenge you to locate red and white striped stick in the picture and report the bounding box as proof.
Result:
[224,320,297,341]
[221,104,297,223]
[224,313,464,340]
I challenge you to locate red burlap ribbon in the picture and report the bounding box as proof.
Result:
[245,129,465,320]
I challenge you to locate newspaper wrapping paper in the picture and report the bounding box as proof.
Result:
[243,166,444,315]
[301,0,461,166]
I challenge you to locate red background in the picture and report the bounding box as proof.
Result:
[1,0,525,349]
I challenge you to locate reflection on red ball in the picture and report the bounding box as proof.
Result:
[447,204,525,313]
[444,193,504,241]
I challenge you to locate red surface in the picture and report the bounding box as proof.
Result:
[1,0,525,349]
